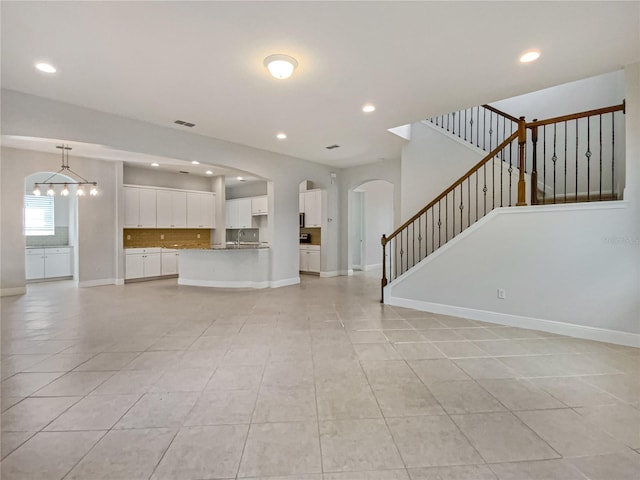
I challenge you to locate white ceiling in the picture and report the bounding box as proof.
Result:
[1,1,639,168]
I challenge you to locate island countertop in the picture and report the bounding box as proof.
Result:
[178,246,270,289]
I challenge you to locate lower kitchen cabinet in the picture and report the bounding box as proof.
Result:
[124,248,162,280]
[161,249,180,275]
[299,245,320,273]
[26,247,73,280]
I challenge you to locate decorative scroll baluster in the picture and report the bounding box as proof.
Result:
[586,116,591,201]
[552,123,557,204]
[437,201,442,248]
[509,142,513,206]
[599,114,602,200]
[483,163,487,215]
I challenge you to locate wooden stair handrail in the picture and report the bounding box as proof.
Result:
[384,131,519,244]
[526,102,625,128]
[482,104,520,123]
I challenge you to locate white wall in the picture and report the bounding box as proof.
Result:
[355,180,394,269]
[123,164,214,191]
[401,121,485,222]
[388,63,640,345]
[1,147,119,293]
[1,89,341,289]
[226,181,268,199]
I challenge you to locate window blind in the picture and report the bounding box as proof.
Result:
[24,195,55,236]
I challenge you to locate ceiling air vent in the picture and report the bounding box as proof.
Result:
[174,120,196,128]
[179,171,189,174]
[325,144,340,150]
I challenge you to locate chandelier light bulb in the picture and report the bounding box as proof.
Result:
[61,184,70,196]
[33,184,41,196]
[76,185,85,196]
[90,185,98,196]
[263,54,298,79]
[47,184,55,196]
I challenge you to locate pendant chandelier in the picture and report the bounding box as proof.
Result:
[33,145,98,197]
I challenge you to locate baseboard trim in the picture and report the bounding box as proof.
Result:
[1,287,27,297]
[115,279,125,286]
[78,278,116,288]
[363,263,382,271]
[178,278,270,289]
[320,271,340,278]
[387,296,640,348]
[270,277,300,288]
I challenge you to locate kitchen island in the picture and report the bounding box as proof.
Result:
[178,244,270,289]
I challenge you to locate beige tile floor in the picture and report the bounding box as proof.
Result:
[1,274,639,480]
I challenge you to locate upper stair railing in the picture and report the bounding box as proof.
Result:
[428,104,520,157]
[381,101,625,302]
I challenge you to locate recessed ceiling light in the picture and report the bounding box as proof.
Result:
[362,104,376,113]
[151,162,159,167]
[206,170,213,175]
[263,54,298,79]
[519,50,541,63]
[191,161,200,165]
[276,133,287,140]
[35,62,56,73]
[236,176,244,181]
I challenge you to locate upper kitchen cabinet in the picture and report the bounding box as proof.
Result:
[251,196,268,216]
[156,190,187,228]
[124,187,156,228]
[187,192,216,228]
[226,198,252,229]
[300,189,322,227]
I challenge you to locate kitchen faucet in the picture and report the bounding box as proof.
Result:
[236,229,244,246]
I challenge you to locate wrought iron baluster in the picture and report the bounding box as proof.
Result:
[483,163,487,215]
[508,141,513,206]
[599,114,602,200]
[452,189,455,238]
[612,113,615,197]
[492,154,495,209]
[431,208,435,255]
[418,216,422,263]
[552,123,557,204]
[575,118,579,203]
[437,201,442,248]
[586,116,591,201]
[475,171,479,221]
[412,222,415,269]
[564,121,567,203]
[483,108,487,150]
[467,177,471,227]
[452,112,456,136]
[464,108,468,141]
[476,106,480,147]
[543,126,546,204]
[459,184,463,235]
[445,195,448,242]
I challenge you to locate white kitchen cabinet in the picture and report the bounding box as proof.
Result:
[161,249,180,275]
[299,245,320,273]
[301,190,322,227]
[156,190,187,228]
[25,249,45,280]
[299,193,305,214]
[187,193,215,228]
[251,196,268,215]
[226,198,252,229]
[124,187,157,228]
[125,248,162,280]
[25,247,73,280]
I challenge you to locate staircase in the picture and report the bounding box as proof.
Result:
[380,101,626,302]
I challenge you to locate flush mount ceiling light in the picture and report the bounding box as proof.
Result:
[362,104,376,113]
[191,161,200,165]
[151,162,159,167]
[35,62,56,73]
[33,145,98,197]
[276,133,287,140]
[519,50,541,63]
[263,54,298,79]
[236,176,244,181]
[206,170,213,175]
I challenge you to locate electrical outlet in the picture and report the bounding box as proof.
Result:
[497,288,506,300]
[160,234,164,240]
[197,233,201,239]
[126,235,131,240]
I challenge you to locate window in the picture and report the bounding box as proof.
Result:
[24,195,55,236]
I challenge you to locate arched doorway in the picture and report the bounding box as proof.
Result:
[349,180,394,272]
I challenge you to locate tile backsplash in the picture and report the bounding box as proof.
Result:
[26,227,69,247]
[225,228,259,243]
[124,228,211,248]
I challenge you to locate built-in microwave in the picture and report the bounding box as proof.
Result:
[299,212,305,228]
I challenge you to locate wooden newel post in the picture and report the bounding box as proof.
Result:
[530,120,538,205]
[516,116,528,206]
[380,234,388,303]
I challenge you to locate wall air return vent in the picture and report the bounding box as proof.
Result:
[174,120,196,128]
[325,144,340,150]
